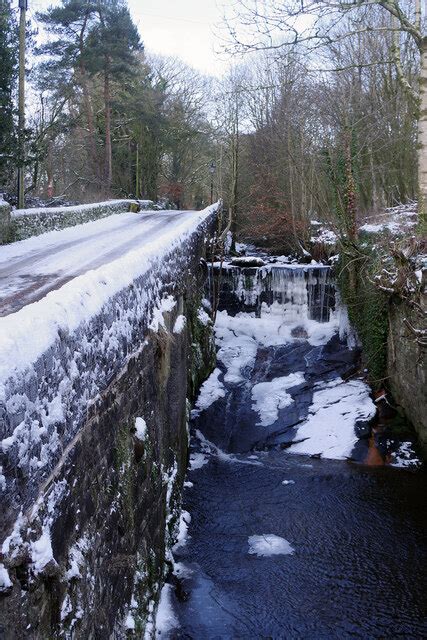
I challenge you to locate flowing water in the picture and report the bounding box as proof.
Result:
[162,263,427,639]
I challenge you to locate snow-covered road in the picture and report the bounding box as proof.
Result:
[0,210,202,316]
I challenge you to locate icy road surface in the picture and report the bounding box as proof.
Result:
[0,210,200,316]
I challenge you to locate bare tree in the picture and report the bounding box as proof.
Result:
[226,1,426,224]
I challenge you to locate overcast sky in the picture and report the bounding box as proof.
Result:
[30,0,233,76]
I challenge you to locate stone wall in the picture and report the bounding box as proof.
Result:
[7,200,139,242]
[387,271,427,452]
[0,196,11,244]
[0,216,216,638]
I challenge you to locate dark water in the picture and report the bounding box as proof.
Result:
[172,454,426,639]
[165,267,426,639]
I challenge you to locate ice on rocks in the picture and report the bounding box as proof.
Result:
[173,315,186,334]
[31,528,55,574]
[390,442,422,469]
[173,510,191,551]
[0,563,12,592]
[194,368,225,412]
[154,583,179,636]
[251,373,305,426]
[134,417,148,442]
[289,378,376,459]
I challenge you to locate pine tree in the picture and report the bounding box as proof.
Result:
[0,1,17,187]
[85,0,141,189]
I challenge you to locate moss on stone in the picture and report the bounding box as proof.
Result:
[338,251,389,387]
[114,423,135,531]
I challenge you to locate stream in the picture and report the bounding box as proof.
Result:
[159,260,427,639]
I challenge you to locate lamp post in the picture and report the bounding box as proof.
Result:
[209,160,216,204]
[17,0,28,209]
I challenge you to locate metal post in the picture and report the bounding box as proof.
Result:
[17,0,27,209]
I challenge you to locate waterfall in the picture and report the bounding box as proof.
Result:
[209,263,335,323]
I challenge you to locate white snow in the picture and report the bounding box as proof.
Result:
[0,204,218,491]
[197,307,211,326]
[31,528,55,574]
[289,378,376,459]
[216,332,258,383]
[154,583,179,637]
[173,510,191,551]
[12,199,134,218]
[124,611,136,631]
[231,256,266,266]
[390,442,422,469]
[60,594,73,621]
[0,205,217,378]
[359,203,418,236]
[173,315,186,334]
[248,534,294,557]
[0,564,12,591]
[65,535,89,581]
[251,373,305,426]
[310,228,338,245]
[149,295,176,332]
[194,368,225,412]
[215,306,338,355]
[134,417,148,442]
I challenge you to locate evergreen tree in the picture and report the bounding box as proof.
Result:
[85,0,141,188]
[0,1,17,186]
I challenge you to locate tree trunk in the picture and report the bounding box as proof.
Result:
[418,36,427,227]
[78,16,98,176]
[104,65,113,191]
[46,142,54,198]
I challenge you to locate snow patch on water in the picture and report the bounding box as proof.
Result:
[189,452,209,470]
[248,534,294,557]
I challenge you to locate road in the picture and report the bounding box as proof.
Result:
[0,210,200,317]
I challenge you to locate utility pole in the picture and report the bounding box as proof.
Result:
[17,0,27,210]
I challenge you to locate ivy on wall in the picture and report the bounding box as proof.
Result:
[338,248,389,388]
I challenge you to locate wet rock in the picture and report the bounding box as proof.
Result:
[291,326,308,339]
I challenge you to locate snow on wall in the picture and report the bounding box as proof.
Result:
[10,199,138,241]
[0,204,218,535]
